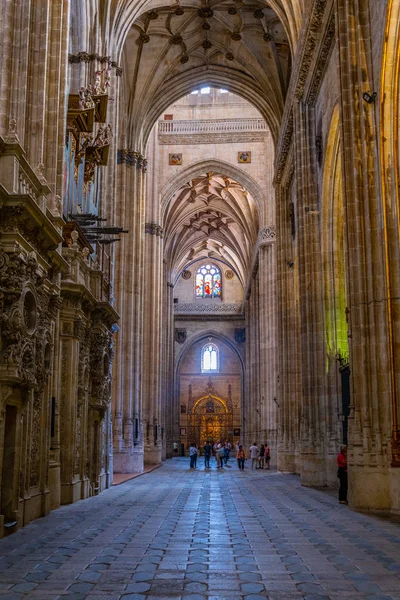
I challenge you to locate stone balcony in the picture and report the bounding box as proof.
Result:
[158,118,268,145]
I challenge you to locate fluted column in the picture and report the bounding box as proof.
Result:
[336,0,393,509]
[258,232,277,463]
[294,100,327,485]
[142,222,163,465]
[163,277,176,457]
[112,152,146,472]
[275,182,301,472]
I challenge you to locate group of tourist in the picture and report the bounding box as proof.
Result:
[188,440,271,471]
[190,440,348,505]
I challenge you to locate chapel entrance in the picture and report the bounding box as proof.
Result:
[187,396,233,450]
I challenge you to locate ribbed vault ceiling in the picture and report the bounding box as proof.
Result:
[164,172,259,284]
[120,0,293,147]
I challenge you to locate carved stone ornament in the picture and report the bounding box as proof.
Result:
[175,328,187,344]
[145,223,164,238]
[225,269,234,280]
[182,270,191,280]
[234,328,246,344]
[68,52,123,76]
[258,226,276,247]
[117,149,147,169]
[174,303,242,315]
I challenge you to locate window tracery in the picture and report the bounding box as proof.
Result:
[201,343,219,372]
[195,264,221,298]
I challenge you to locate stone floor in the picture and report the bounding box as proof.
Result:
[0,458,400,600]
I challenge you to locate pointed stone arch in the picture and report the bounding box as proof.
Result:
[160,158,267,219]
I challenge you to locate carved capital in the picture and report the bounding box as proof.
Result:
[145,223,164,238]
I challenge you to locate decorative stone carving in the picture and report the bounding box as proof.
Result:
[117,149,147,168]
[258,226,276,247]
[175,328,187,344]
[234,328,246,344]
[145,223,164,238]
[182,270,191,280]
[174,303,242,315]
[68,52,122,76]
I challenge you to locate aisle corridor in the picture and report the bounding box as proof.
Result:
[0,459,399,600]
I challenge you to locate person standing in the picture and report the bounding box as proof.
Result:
[259,444,265,469]
[218,442,225,468]
[224,440,231,464]
[204,441,212,469]
[193,443,198,468]
[337,444,348,504]
[189,442,197,469]
[236,445,246,471]
[265,443,271,469]
[249,442,259,469]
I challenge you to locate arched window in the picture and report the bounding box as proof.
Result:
[202,343,219,372]
[195,264,221,298]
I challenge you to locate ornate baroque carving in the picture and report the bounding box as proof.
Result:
[68,52,123,76]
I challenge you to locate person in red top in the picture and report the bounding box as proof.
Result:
[337,444,348,504]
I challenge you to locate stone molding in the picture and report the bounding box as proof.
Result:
[257,226,276,247]
[68,52,123,76]
[117,149,147,171]
[159,132,267,145]
[145,223,164,238]
[174,303,242,315]
[274,0,335,184]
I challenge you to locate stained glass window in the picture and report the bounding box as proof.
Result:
[195,264,222,298]
[201,344,219,372]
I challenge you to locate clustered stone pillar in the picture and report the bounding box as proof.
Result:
[142,222,164,465]
[336,0,395,509]
[243,228,277,455]
[275,179,302,473]
[112,151,147,472]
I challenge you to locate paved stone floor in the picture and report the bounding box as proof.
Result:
[0,458,400,600]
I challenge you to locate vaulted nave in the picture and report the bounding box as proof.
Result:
[0,0,400,549]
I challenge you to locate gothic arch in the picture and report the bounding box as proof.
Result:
[137,67,282,150]
[175,330,245,377]
[160,158,267,219]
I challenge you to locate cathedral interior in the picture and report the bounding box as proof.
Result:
[1,0,400,553]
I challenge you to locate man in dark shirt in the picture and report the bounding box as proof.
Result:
[204,441,212,469]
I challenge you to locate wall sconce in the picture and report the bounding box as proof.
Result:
[362,91,377,104]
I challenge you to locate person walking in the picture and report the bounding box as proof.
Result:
[189,442,197,469]
[337,444,348,504]
[236,445,246,471]
[265,443,271,469]
[249,442,259,469]
[204,441,212,469]
[193,443,198,468]
[259,444,265,469]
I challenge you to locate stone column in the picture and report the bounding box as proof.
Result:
[292,100,328,485]
[336,0,393,509]
[112,152,145,473]
[258,229,278,462]
[142,221,163,465]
